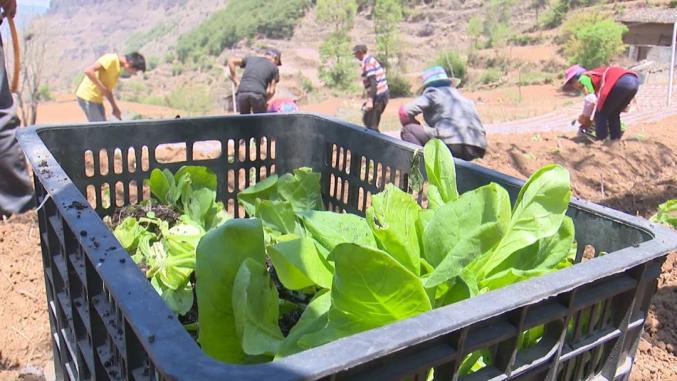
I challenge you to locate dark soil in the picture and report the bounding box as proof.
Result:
[266,257,311,336]
[109,203,181,229]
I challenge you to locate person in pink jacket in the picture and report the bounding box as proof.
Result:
[563,64,639,142]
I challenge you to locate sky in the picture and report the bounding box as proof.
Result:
[20,0,51,7]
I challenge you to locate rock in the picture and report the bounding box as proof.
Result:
[18,364,44,380]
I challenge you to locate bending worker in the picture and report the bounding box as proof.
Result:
[399,66,486,161]
[75,52,146,122]
[563,64,639,142]
[227,48,281,114]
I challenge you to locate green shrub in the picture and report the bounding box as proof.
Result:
[517,71,555,86]
[508,34,543,46]
[387,73,412,98]
[147,56,159,71]
[176,0,311,62]
[374,0,404,68]
[296,71,315,94]
[562,12,627,68]
[125,21,176,53]
[541,0,601,29]
[433,51,468,86]
[482,0,514,48]
[670,0,677,8]
[139,95,166,106]
[129,112,146,120]
[318,33,356,90]
[467,16,483,49]
[164,51,176,64]
[165,85,213,114]
[541,0,569,29]
[38,84,53,101]
[172,62,184,76]
[196,55,216,72]
[317,0,357,90]
[480,68,503,84]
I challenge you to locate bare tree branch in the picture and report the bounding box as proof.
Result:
[14,17,50,126]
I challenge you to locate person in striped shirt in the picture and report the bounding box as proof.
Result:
[353,44,389,131]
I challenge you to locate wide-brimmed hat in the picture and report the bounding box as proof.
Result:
[563,64,586,87]
[417,66,455,93]
[265,48,282,66]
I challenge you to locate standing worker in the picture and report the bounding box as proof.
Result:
[75,52,146,122]
[399,66,486,161]
[0,0,33,217]
[227,48,282,114]
[352,44,389,132]
[563,64,639,143]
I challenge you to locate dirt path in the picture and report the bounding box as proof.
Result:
[486,84,677,134]
[32,94,184,125]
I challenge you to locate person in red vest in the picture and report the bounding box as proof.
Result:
[563,64,639,142]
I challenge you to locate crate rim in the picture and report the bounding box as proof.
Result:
[17,115,677,380]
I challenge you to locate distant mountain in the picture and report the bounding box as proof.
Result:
[16,3,50,29]
[30,0,228,90]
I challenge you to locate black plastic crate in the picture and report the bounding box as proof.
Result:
[18,114,676,381]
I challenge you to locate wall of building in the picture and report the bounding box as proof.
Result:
[628,45,672,63]
[623,23,674,46]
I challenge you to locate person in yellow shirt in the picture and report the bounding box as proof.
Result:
[75,52,146,122]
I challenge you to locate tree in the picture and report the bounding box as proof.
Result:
[316,0,358,89]
[482,0,513,48]
[374,0,403,68]
[562,12,627,68]
[532,0,547,23]
[15,18,50,126]
[467,16,483,49]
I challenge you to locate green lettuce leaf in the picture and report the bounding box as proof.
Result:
[277,168,324,212]
[650,199,677,228]
[488,216,576,275]
[148,168,175,205]
[423,183,511,276]
[113,217,154,253]
[255,199,301,239]
[237,175,280,216]
[175,165,217,191]
[299,211,377,252]
[433,269,479,307]
[426,184,445,210]
[276,290,331,358]
[423,139,458,203]
[196,218,266,363]
[472,165,571,279]
[268,238,333,290]
[366,184,422,274]
[232,258,284,358]
[151,276,194,316]
[300,244,431,348]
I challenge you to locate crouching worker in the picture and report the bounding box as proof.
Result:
[267,98,299,113]
[563,64,639,142]
[400,66,487,161]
